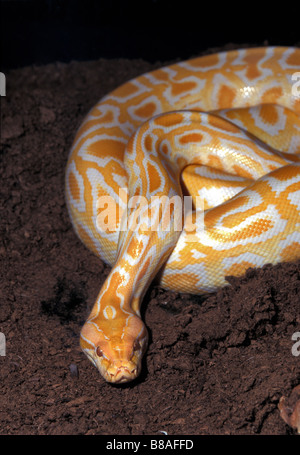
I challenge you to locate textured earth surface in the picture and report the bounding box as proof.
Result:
[1,46,300,434]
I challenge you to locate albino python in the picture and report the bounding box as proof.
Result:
[66,47,300,384]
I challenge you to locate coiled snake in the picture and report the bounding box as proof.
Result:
[66,47,300,384]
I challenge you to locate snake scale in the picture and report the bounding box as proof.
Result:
[65,47,300,383]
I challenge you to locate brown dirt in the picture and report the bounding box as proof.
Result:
[1,48,300,435]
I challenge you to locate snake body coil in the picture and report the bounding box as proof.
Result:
[66,47,300,383]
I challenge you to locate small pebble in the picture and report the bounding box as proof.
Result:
[69,363,79,378]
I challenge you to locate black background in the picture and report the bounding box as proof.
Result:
[1,0,299,70]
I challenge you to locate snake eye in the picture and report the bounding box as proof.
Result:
[96,347,103,357]
[133,340,141,351]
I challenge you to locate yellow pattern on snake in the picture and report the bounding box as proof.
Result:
[65,47,300,383]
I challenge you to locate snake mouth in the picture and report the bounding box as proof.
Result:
[105,365,138,384]
[84,349,140,383]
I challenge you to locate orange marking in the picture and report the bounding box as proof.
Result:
[259,105,279,125]
[179,133,203,144]
[127,237,144,259]
[232,164,255,180]
[171,81,197,96]
[272,165,300,182]
[207,154,223,170]
[147,162,161,193]
[225,260,256,277]
[88,138,125,159]
[208,114,239,132]
[144,134,153,152]
[286,50,300,66]
[97,109,114,123]
[154,112,184,127]
[280,242,300,262]
[243,56,261,80]
[100,271,126,307]
[218,217,273,240]
[151,69,170,82]
[262,87,283,103]
[113,81,139,98]
[218,85,236,108]
[135,102,156,118]
[294,98,300,115]
[161,143,169,155]
[68,171,80,201]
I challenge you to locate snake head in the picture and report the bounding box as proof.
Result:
[80,313,148,384]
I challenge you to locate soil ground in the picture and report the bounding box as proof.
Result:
[1,45,300,435]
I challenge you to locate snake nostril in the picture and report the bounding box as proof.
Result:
[96,347,103,357]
